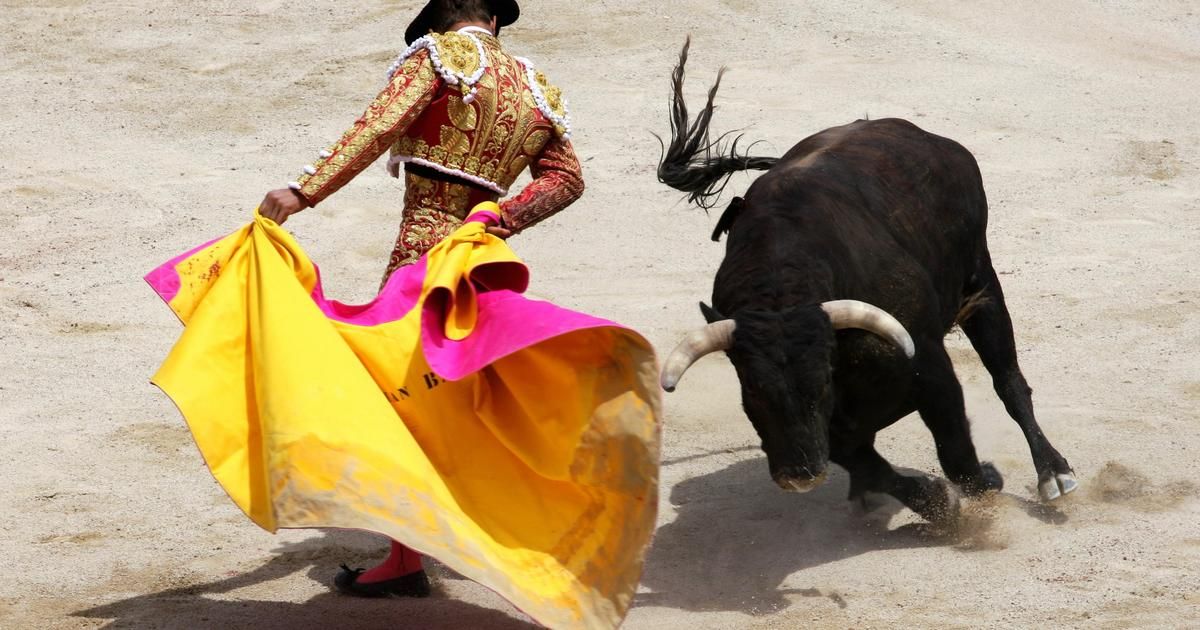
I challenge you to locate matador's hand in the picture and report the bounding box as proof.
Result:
[485,225,513,239]
[259,189,309,225]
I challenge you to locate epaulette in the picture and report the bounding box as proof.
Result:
[515,56,572,140]
[386,31,489,104]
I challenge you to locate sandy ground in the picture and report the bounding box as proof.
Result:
[2,0,1199,628]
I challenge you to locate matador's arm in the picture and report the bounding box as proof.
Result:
[290,49,440,206]
[499,136,585,233]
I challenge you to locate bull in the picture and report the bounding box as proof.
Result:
[657,40,1076,522]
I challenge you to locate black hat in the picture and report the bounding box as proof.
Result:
[405,0,520,45]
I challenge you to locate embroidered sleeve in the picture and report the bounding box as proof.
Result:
[499,137,584,232]
[290,49,440,206]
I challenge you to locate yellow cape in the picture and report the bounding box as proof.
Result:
[148,206,661,628]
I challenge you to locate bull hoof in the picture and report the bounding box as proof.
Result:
[1038,472,1079,502]
[913,478,961,525]
[959,461,1005,496]
[979,461,1004,493]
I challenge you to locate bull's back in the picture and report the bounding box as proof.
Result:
[780,117,987,240]
[768,120,984,282]
[725,118,989,331]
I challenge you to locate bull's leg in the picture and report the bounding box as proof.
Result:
[911,342,1005,496]
[833,442,959,524]
[959,265,1076,501]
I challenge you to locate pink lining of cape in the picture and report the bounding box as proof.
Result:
[145,210,621,382]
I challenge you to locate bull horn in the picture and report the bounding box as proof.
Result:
[821,300,916,358]
[660,320,737,392]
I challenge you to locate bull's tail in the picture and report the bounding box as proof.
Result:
[657,37,778,210]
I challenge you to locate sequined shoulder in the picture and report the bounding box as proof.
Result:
[514,56,572,140]
[386,31,489,102]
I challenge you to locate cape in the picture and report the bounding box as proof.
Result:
[145,203,661,629]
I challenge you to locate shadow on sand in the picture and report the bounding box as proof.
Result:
[73,530,537,630]
[75,458,1067,627]
[636,455,1065,616]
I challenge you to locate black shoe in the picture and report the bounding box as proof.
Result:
[333,564,432,598]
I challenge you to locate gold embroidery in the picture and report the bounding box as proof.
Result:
[535,72,565,114]
[407,173,436,197]
[439,126,470,157]
[382,172,493,287]
[430,144,448,165]
[447,95,478,131]
[525,62,570,138]
[523,130,550,156]
[431,32,483,78]
[386,35,563,194]
[493,123,511,143]
[509,155,529,176]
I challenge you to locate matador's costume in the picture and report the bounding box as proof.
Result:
[278,8,592,605]
[145,6,660,625]
[287,24,583,284]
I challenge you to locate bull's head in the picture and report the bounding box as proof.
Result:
[661,301,915,492]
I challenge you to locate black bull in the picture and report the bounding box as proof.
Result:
[657,41,1075,522]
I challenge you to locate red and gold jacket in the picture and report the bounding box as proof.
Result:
[289,27,583,234]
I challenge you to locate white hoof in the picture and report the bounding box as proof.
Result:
[1039,478,1061,501]
[1056,473,1079,496]
[1039,473,1078,501]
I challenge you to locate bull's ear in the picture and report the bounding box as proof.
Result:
[699,301,725,323]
